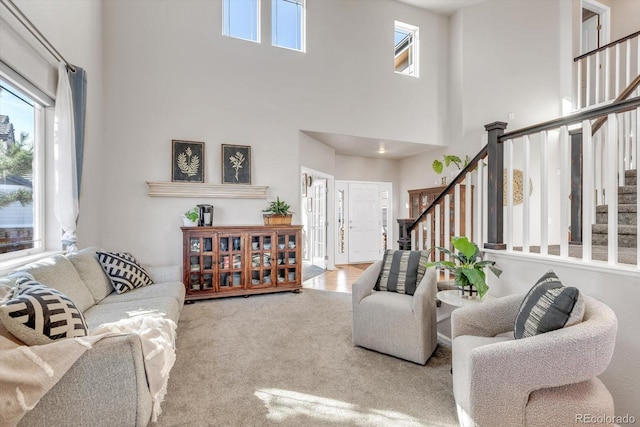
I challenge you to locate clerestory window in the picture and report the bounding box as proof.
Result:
[272,0,305,52]
[223,0,260,43]
[394,21,419,77]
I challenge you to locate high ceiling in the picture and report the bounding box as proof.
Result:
[396,0,486,15]
[303,131,439,161]
[306,1,485,161]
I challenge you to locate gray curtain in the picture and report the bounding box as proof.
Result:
[68,65,87,195]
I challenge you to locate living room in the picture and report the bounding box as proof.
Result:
[1,0,639,425]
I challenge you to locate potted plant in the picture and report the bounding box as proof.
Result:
[182,207,199,227]
[262,197,293,225]
[432,154,469,185]
[426,236,501,298]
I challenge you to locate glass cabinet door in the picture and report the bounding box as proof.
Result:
[218,233,243,291]
[275,230,298,286]
[249,232,275,288]
[188,236,215,292]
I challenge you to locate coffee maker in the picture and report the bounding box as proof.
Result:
[198,204,214,226]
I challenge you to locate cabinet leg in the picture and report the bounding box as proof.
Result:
[293,289,301,294]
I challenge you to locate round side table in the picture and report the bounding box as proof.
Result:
[436,289,495,308]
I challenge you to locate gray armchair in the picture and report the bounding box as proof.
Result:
[451,293,618,427]
[352,260,438,364]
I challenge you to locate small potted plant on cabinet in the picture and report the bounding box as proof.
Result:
[262,197,293,226]
[182,207,199,227]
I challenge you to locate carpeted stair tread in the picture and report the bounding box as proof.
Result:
[592,224,637,234]
[595,204,637,225]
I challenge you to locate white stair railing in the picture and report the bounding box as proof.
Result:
[401,101,639,270]
[575,31,640,109]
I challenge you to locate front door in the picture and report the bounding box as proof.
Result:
[348,183,382,263]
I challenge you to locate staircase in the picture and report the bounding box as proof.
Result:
[592,170,637,247]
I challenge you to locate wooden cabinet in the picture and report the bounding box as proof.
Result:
[182,225,302,301]
[408,186,473,249]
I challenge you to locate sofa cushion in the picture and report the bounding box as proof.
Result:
[83,297,180,330]
[514,271,585,339]
[15,255,96,312]
[0,276,88,345]
[97,252,154,294]
[374,249,429,295]
[99,281,185,308]
[67,247,113,302]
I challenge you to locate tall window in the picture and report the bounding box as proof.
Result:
[272,0,305,52]
[223,0,260,43]
[394,21,419,77]
[0,76,44,260]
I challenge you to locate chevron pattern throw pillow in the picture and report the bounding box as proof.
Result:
[97,251,154,294]
[0,276,89,345]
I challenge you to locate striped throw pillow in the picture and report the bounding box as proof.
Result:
[514,271,585,339]
[374,250,429,296]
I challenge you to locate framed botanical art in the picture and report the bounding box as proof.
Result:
[172,140,204,183]
[222,144,251,184]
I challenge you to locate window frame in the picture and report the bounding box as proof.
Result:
[271,0,306,52]
[222,0,261,44]
[0,62,50,263]
[394,21,419,77]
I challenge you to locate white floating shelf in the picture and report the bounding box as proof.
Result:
[146,181,269,199]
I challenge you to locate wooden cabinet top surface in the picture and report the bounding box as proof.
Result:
[181,225,303,232]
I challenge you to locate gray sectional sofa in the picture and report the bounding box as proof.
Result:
[0,247,185,426]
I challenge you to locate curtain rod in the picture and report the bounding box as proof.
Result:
[0,0,76,72]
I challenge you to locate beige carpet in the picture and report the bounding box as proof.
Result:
[157,289,457,426]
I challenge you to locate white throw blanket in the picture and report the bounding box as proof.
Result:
[0,315,176,425]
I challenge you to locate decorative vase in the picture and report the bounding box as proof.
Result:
[182,216,198,227]
[458,284,479,299]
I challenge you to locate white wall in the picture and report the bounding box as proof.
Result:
[485,252,640,421]
[609,0,640,41]
[399,0,569,229]
[102,0,447,266]
[0,0,104,252]
[299,132,335,176]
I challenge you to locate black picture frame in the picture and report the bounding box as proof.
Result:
[172,140,205,183]
[222,144,251,184]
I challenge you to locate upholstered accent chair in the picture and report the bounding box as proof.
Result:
[351,259,438,364]
[451,293,618,427]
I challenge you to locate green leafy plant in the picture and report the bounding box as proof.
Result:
[262,197,293,216]
[426,236,502,298]
[183,207,199,222]
[432,154,470,175]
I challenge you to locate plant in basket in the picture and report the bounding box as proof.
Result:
[262,197,293,225]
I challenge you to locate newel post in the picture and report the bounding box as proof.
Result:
[484,122,507,250]
[569,129,583,244]
[397,219,413,250]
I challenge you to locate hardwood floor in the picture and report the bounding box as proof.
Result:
[302,263,371,294]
